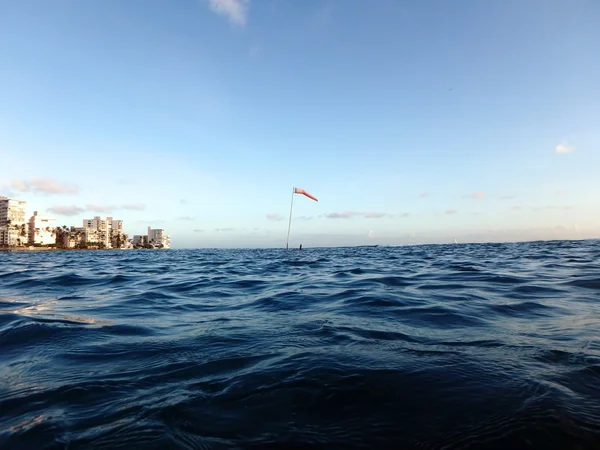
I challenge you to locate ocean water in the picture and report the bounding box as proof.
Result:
[1,241,599,449]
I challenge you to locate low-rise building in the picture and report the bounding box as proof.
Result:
[131,227,170,249]
[132,235,148,247]
[56,227,77,249]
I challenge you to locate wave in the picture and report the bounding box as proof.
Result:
[1,241,599,448]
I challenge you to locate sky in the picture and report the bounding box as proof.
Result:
[1,0,599,248]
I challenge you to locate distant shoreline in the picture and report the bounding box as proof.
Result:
[0,247,139,252]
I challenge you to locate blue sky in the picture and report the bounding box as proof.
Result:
[1,0,598,248]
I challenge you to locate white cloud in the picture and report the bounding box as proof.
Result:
[207,0,249,25]
[136,220,165,225]
[326,211,391,219]
[471,191,485,200]
[9,178,79,195]
[10,179,29,191]
[122,203,146,211]
[86,204,113,213]
[47,205,85,216]
[266,213,284,221]
[326,211,358,219]
[555,142,574,154]
[529,205,573,211]
[83,203,146,213]
[363,212,388,219]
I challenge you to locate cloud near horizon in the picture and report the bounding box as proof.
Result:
[266,213,284,221]
[326,211,391,219]
[40,203,148,217]
[9,178,79,195]
[86,204,113,214]
[135,220,165,225]
[325,211,359,219]
[555,142,574,154]
[47,205,85,216]
[122,203,146,211]
[83,203,147,214]
[207,0,248,25]
[363,212,390,219]
[529,205,573,212]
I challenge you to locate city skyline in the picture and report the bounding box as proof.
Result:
[1,0,599,248]
[0,195,170,249]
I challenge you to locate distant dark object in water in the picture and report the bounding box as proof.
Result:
[299,244,302,251]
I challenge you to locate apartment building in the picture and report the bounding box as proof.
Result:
[0,197,28,247]
[147,226,171,249]
[82,216,126,248]
[28,211,57,246]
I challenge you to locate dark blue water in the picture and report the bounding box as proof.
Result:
[1,241,599,449]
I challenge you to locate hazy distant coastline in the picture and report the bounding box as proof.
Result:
[0,246,164,252]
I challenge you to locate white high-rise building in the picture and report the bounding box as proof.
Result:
[82,216,108,247]
[147,226,171,249]
[82,216,126,248]
[0,197,28,247]
[109,217,123,233]
[28,211,57,246]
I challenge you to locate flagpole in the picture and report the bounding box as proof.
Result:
[286,187,295,249]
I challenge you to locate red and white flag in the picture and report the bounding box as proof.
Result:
[294,188,318,202]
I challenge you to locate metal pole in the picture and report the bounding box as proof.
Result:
[286,187,295,249]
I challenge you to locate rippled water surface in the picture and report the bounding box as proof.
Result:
[1,241,600,449]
